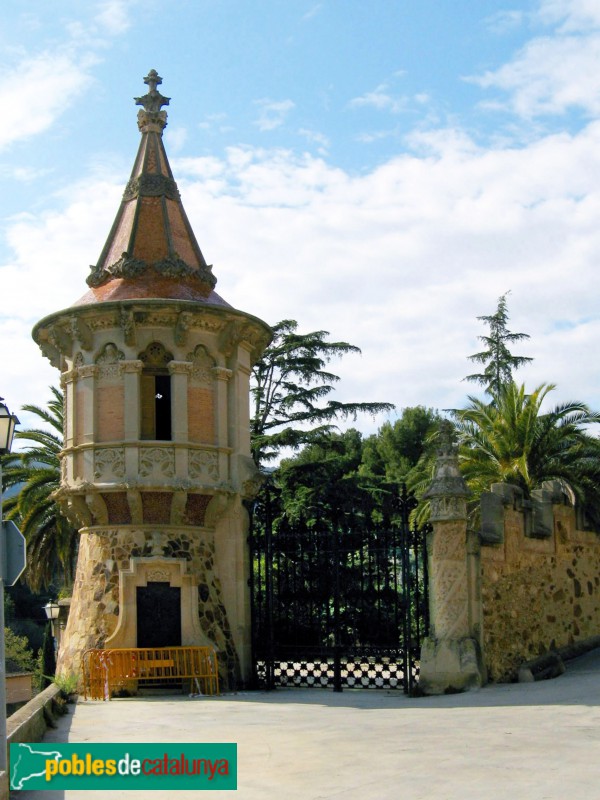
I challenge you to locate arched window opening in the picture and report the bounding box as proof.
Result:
[139,342,174,440]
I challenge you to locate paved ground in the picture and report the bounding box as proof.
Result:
[10,649,600,799]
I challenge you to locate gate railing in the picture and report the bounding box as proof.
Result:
[81,646,220,700]
[249,482,430,694]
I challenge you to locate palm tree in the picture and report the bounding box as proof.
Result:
[1,386,78,592]
[453,382,600,522]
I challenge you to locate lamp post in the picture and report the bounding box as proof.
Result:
[0,398,19,780]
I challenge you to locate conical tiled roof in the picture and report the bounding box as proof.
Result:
[75,70,230,307]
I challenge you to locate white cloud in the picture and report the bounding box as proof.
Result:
[0,53,96,151]
[6,120,600,423]
[473,33,600,117]
[538,0,600,30]
[485,10,525,34]
[0,4,133,152]
[253,99,295,131]
[349,84,408,114]
[302,4,323,21]
[471,0,600,118]
[94,0,133,35]
[298,128,330,153]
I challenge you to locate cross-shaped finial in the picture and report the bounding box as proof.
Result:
[134,69,170,113]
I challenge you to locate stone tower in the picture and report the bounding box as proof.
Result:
[32,71,271,688]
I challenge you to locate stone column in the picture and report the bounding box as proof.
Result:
[213,366,232,482]
[418,421,486,694]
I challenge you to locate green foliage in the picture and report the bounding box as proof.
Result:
[52,671,79,698]
[453,381,600,522]
[465,293,533,398]
[5,627,35,673]
[1,386,78,592]
[361,407,441,484]
[251,319,394,465]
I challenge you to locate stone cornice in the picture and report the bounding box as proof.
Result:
[34,301,271,344]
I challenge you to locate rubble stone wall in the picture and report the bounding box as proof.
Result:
[481,504,600,680]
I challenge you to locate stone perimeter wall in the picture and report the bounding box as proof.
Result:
[480,499,600,681]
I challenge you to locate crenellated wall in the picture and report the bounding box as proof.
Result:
[480,484,600,681]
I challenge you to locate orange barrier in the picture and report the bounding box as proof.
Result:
[81,646,220,701]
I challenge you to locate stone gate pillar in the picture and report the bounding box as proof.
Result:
[418,421,486,694]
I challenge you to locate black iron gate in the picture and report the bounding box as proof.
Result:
[249,483,429,693]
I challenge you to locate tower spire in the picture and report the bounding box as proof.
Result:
[79,71,225,306]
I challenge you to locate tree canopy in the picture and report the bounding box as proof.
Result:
[465,292,533,397]
[250,319,394,465]
[452,381,600,522]
[1,386,78,592]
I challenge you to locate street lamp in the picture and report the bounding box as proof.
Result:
[0,397,19,786]
[0,399,19,455]
[43,601,61,649]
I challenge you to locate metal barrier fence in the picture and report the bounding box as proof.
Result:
[81,646,220,700]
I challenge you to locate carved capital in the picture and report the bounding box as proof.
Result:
[77,365,98,379]
[168,361,192,376]
[60,369,78,386]
[120,359,144,374]
[213,366,233,382]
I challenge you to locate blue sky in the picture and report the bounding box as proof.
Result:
[2,0,600,433]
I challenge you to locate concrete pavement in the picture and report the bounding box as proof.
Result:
[11,648,600,800]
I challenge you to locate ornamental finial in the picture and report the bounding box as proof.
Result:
[135,69,170,112]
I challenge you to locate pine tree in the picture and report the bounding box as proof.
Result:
[465,293,533,398]
[251,319,394,465]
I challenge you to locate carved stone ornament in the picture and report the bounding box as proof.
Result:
[48,324,73,355]
[39,342,61,368]
[147,568,171,582]
[424,421,469,521]
[120,307,136,346]
[140,341,173,368]
[77,365,97,379]
[139,446,175,479]
[187,345,215,385]
[70,316,93,351]
[135,69,170,133]
[429,495,468,523]
[213,366,232,382]
[189,450,219,482]
[94,448,125,481]
[95,342,125,380]
[175,312,193,346]
[87,252,216,291]
[123,174,180,202]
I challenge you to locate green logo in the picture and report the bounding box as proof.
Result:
[10,742,237,791]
